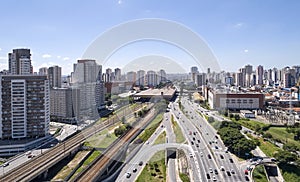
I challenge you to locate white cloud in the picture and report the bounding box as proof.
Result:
[42,54,52,58]
[0,48,2,51]
[244,49,249,53]
[233,22,244,29]
[118,0,122,4]
[0,56,6,60]
[63,57,70,61]
[38,62,56,68]
[57,55,61,59]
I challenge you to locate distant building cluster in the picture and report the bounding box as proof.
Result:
[189,64,300,89]
[102,68,167,95]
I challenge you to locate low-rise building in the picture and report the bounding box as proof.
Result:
[207,88,264,110]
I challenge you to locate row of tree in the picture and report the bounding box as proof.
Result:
[217,121,256,158]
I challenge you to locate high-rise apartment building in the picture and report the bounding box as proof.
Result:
[0,75,50,139]
[196,73,206,86]
[114,68,121,81]
[50,87,80,123]
[244,64,253,87]
[127,71,137,83]
[39,67,48,75]
[190,66,199,83]
[48,65,62,88]
[235,72,244,87]
[8,49,33,75]
[146,70,158,87]
[157,69,167,84]
[256,65,264,85]
[136,70,145,86]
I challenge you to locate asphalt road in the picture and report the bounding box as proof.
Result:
[175,97,246,182]
[116,112,202,182]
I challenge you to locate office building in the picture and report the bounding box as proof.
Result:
[72,59,104,120]
[207,88,264,110]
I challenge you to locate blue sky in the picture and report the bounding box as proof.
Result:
[0,0,300,74]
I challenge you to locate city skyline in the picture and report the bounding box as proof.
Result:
[0,1,300,74]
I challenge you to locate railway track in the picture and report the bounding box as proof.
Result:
[0,104,144,182]
[72,109,156,182]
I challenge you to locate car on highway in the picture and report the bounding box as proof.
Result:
[229,158,233,163]
[220,166,225,171]
[244,169,248,175]
[230,169,235,174]
[245,176,250,181]
[209,168,213,173]
[208,154,212,159]
[206,173,210,179]
[226,171,231,176]
[133,168,137,173]
[191,141,194,145]
[200,152,203,157]
[215,135,218,139]
[196,144,199,148]
[192,137,195,141]
[215,146,218,149]
[125,172,131,178]
[3,162,9,167]
[214,169,218,174]
[220,154,224,159]
[138,161,143,166]
[212,176,217,181]
[197,139,200,143]
[189,153,194,158]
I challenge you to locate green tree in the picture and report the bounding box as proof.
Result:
[234,114,240,121]
[274,150,298,164]
[263,133,273,139]
[231,138,256,157]
[283,143,299,153]
[208,116,215,123]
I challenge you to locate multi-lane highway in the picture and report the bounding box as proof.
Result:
[116,96,250,182]
[116,111,201,182]
[176,96,246,182]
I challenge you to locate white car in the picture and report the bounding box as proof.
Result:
[3,162,9,167]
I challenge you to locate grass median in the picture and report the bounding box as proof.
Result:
[136,150,166,182]
[253,165,268,182]
[171,115,185,143]
[138,113,163,142]
[154,131,166,145]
